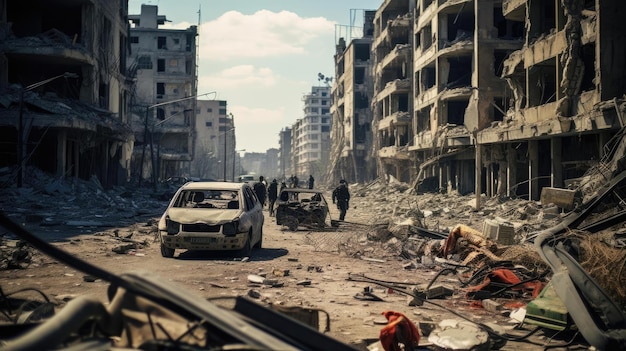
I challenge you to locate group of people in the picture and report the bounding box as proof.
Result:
[251,175,351,220]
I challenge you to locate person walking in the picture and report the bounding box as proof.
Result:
[332,179,350,221]
[254,176,267,208]
[308,175,315,189]
[268,179,278,216]
[292,175,299,188]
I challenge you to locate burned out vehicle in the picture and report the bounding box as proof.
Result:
[275,188,329,231]
[158,181,264,258]
[0,213,357,351]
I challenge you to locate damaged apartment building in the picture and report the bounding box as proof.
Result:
[0,0,134,188]
[346,0,626,202]
[127,4,198,184]
[476,0,626,202]
[328,10,377,184]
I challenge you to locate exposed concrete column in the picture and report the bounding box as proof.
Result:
[551,138,563,187]
[506,144,516,197]
[439,163,444,191]
[72,139,80,178]
[475,144,482,209]
[56,130,67,178]
[528,140,539,200]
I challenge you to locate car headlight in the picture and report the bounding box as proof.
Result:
[166,218,180,234]
[222,221,239,236]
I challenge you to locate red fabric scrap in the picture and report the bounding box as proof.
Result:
[466,268,545,299]
[379,310,420,351]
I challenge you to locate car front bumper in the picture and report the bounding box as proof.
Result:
[161,231,247,250]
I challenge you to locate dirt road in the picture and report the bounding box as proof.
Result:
[1,199,585,350]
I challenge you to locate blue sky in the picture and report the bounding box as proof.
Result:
[128,0,382,153]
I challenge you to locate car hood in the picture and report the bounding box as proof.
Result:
[166,208,241,224]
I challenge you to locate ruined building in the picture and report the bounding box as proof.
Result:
[328,10,377,184]
[291,86,331,182]
[412,0,522,195]
[127,4,198,183]
[372,0,414,183]
[0,0,134,188]
[475,0,626,201]
[192,99,234,181]
[332,0,626,203]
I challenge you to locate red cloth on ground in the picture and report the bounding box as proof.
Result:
[379,310,420,351]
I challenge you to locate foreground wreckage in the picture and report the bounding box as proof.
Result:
[0,213,357,351]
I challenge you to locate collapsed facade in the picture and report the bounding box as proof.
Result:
[372,0,414,183]
[476,0,626,202]
[127,4,198,184]
[328,10,377,184]
[0,0,134,188]
[330,0,626,202]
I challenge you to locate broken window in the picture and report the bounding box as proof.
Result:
[99,82,109,109]
[158,36,167,49]
[422,24,433,51]
[130,36,139,44]
[157,59,165,72]
[138,56,152,69]
[447,100,468,125]
[355,43,370,61]
[186,33,194,51]
[494,6,524,39]
[157,83,165,97]
[527,61,557,107]
[355,67,365,84]
[446,56,472,89]
[157,108,165,121]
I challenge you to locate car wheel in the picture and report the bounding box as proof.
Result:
[160,243,175,258]
[254,227,263,249]
[238,232,252,257]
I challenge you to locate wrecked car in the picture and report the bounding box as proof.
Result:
[0,212,356,351]
[275,188,329,231]
[158,181,264,258]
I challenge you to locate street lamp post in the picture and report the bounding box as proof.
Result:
[17,72,79,187]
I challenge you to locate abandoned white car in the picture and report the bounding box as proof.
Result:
[158,181,264,258]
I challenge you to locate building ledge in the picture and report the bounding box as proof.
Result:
[376,78,411,102]
[378,111,411,130]
[378,145,411,160]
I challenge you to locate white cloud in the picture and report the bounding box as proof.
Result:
[231,105,285,125]
[165,10,335,61]
[199,65,277,89]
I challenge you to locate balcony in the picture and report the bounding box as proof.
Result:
[378,145,411,160]
[376,79,411,102]
[378,111,411,130]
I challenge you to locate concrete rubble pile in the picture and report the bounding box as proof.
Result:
[0,166,167,264]
[331,170,626,350]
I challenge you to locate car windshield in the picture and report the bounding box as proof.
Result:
[172,189,240,209]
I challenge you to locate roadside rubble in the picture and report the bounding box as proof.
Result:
[318,168,626,350]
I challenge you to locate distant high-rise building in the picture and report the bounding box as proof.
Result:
[292,86,331,182]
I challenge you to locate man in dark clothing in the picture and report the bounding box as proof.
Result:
[267,179,278,216]
[292,175,299,188]
[332,179,350,221]
[254,176,267,208]
[308,175,315,189]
